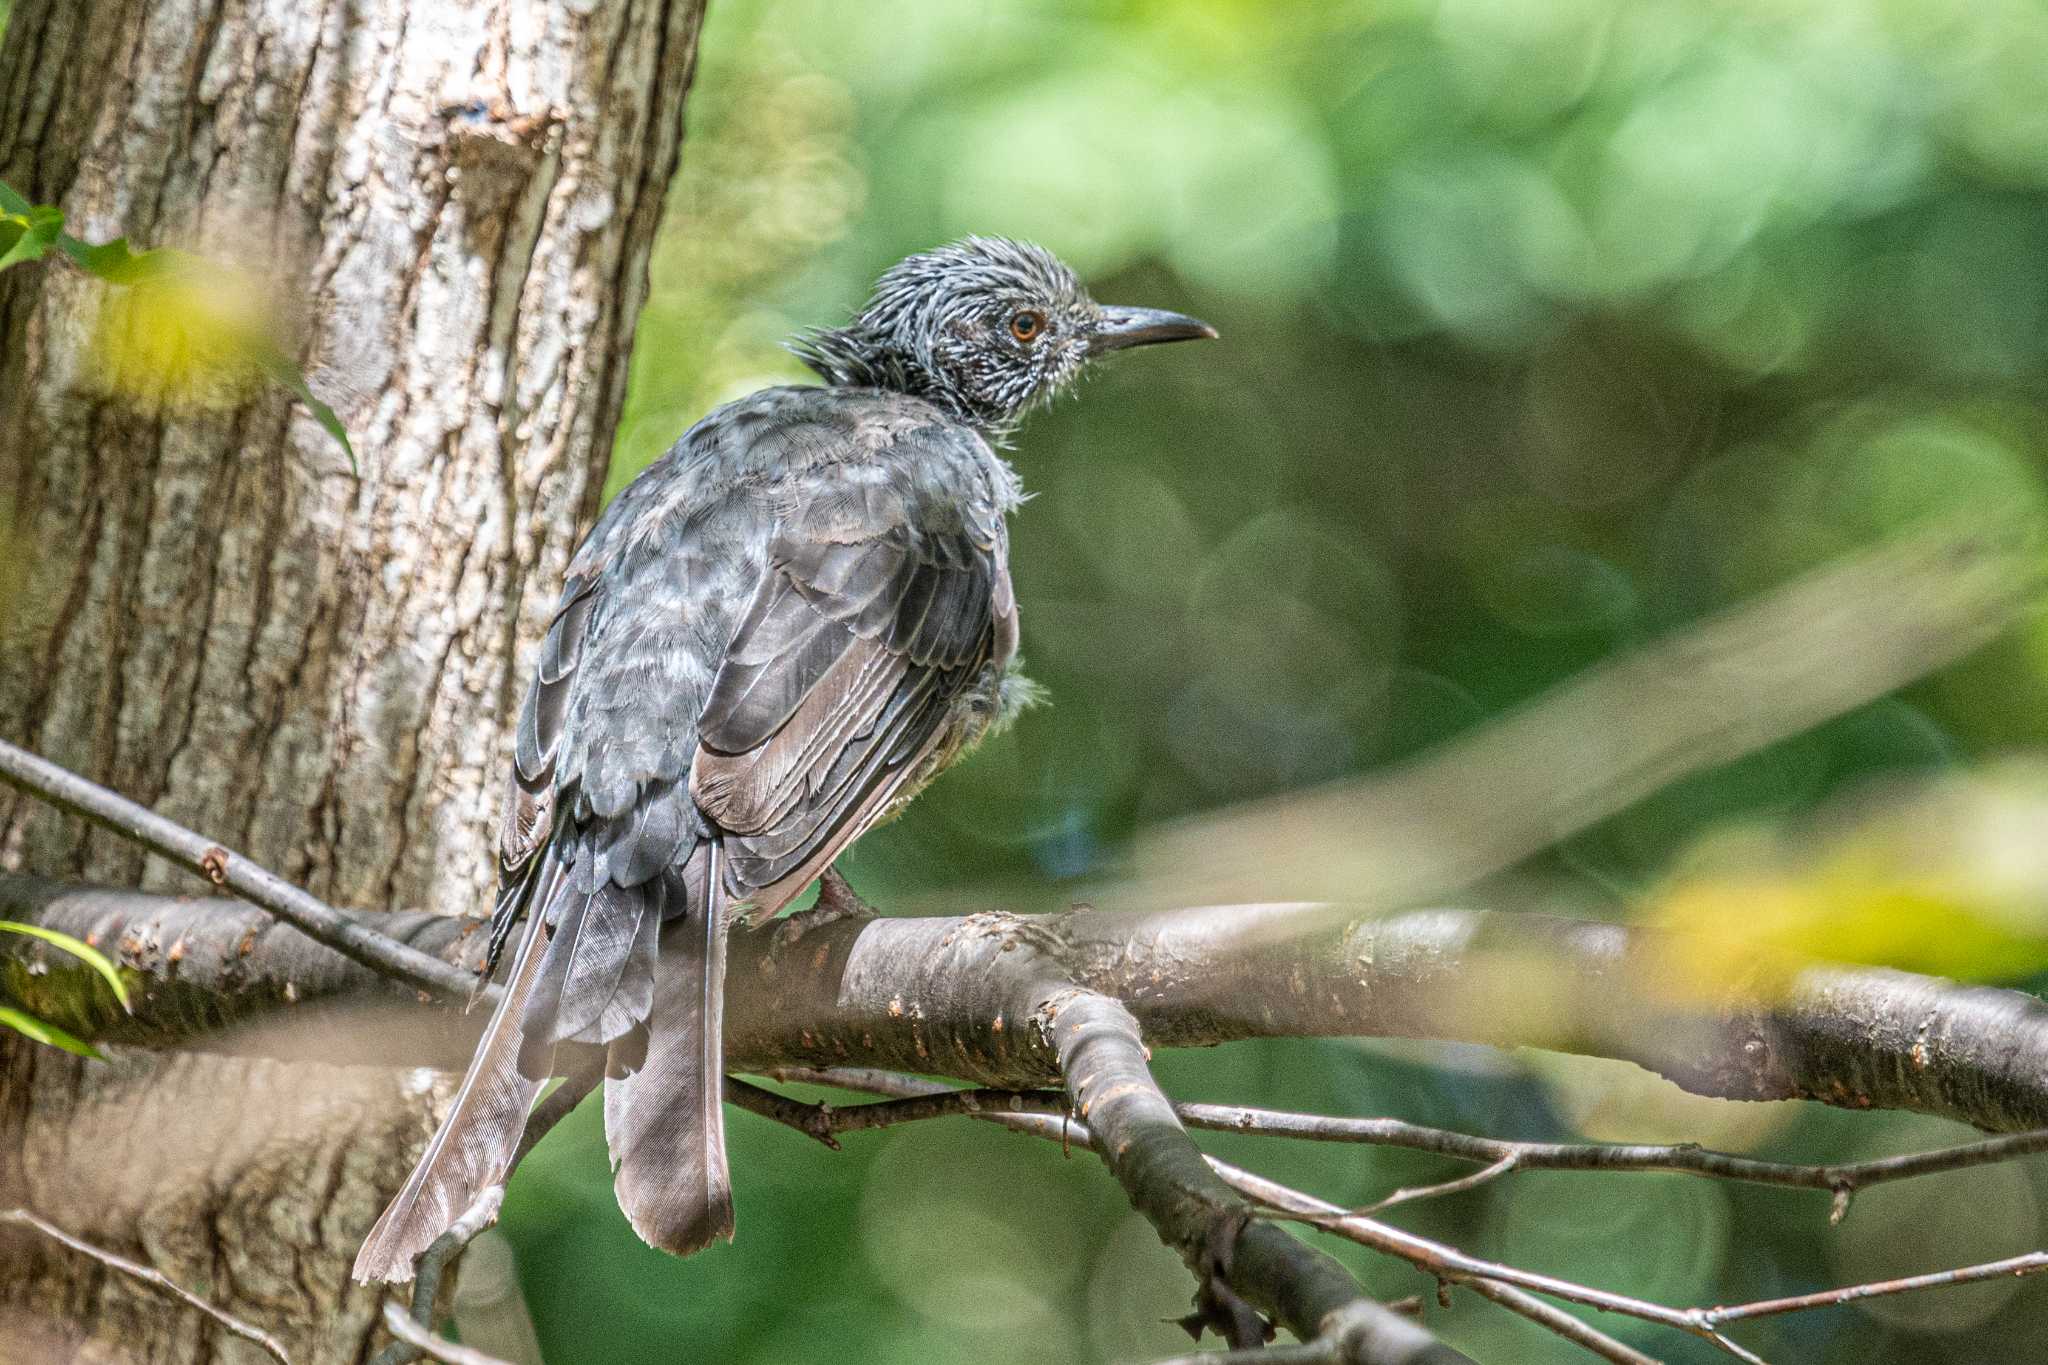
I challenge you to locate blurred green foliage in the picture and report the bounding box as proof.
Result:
[524,0,2048,1359]
[0,178,356,468]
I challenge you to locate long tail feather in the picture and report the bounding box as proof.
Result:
[352,857,562,1283]
[604,841,735,1255]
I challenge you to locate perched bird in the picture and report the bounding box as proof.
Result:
[353,237,1214,1281]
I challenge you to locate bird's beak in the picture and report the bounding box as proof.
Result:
[1088,305,1219,353]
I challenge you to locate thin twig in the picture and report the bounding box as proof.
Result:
[763,1068,2048,1363]
[1459,1279,1662,1365]
[1,1207,293,1364]
[1355,1153,1521,1216]
[1175,1105,2048,1211]
[369,1189,508,1365]
[726,1076,841,1148]
[1700,1252,2048,1324]
[764,1067,2048,1217]
[755,1069,1652,1365]
[0,738,479,1001]
[511,1063,603,1169]
[1220,1162,1771,1363]
[372,1065,599,1365]
[380,1303,512,1365]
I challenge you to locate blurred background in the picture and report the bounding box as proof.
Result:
[486,0,2048,1360]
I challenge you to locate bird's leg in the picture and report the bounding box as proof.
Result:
[774,864,878,951]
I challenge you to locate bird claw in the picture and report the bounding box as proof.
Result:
[773,866,877,951]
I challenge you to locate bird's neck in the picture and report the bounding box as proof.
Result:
[789,326,1014,436]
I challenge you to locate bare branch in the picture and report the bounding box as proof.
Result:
[1222,1162,1771,1361]
[758,1068,1656,1365]
[1355,1154,1522,1216]
[16,877,2048,1143]
[1038,986,1461,1361]
[1169,1104,2048,1215]
[380,1303,512,1365]
[1,1207,294,1365]
[0,740,479,1001]
[369,1190,508,1365]
[1456,1280,1661,1365]
[759,1069,2048,1217]
[1700,1252,2048,1325]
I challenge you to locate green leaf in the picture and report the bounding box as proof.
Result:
[0,203,63,273]
[247,336,358,475]
[57,233,194,287]
[0,920,132,1011]
[0,179,31,216]
[0,1005,104,1059]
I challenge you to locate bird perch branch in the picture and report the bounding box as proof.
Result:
[11,877,2048,1136]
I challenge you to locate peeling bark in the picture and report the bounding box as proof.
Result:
[0,1,706,1358]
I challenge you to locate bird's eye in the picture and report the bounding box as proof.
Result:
[1008,309,1045,344]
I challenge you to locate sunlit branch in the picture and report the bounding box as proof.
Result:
[1131,523,2045,913]
[14,876,2048,1142]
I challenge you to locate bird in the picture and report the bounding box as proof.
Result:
[352,236,1215,1282]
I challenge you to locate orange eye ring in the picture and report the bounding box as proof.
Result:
[1009,309,1045,344]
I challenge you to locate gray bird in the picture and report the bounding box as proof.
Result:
[353,237,1215,1281]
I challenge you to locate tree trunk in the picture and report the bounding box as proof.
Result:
[0,0,704,1357]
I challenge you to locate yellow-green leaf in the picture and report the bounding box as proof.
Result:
[0,203,63,273]
[0,179,355,472]
[0,1005,104,1059]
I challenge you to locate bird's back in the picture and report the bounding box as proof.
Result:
[355,382,1023,1279]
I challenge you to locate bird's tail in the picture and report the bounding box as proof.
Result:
[603,840,735,1255]
[351,856,561,1283]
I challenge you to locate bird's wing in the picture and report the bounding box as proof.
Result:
[689,436,1016,910]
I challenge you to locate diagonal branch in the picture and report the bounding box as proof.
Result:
[754,1066,1655,1365]
[1131,523,2045,912]
[2,1207,294,1365]
[1038,986,1477,1365]
[0,739,479,1002]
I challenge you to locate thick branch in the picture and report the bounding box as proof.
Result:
[1042,988,1471,1364]
[9,878,2048,1137]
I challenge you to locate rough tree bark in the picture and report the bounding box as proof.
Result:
[0,1,705,1359]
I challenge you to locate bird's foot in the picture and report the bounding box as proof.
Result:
[774,866,877,951]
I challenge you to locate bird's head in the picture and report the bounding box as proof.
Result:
[790,237,1216,433]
